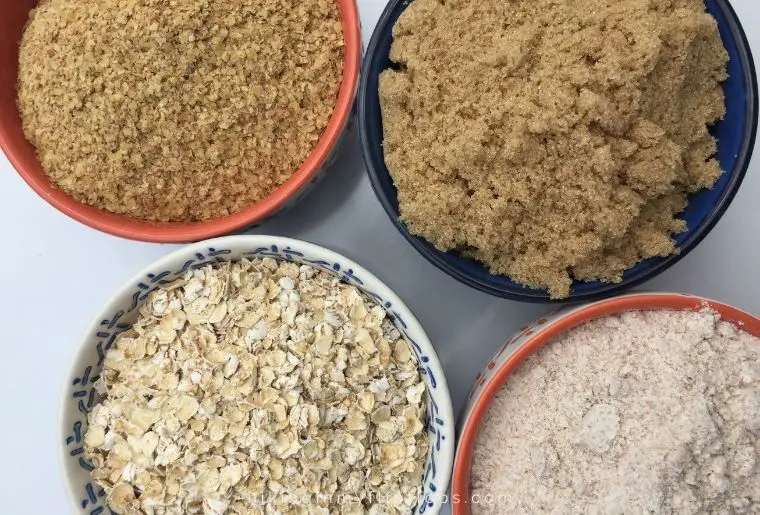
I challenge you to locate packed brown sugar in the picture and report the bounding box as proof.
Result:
[18,0,344,223]
[380,0,728,298]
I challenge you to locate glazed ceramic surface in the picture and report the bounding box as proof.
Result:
[60,236,454,515]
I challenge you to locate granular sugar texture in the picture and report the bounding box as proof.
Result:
[18,0,344,222]
[380,0,728,298]
[471,310,760,514]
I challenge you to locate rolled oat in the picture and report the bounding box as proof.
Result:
[84,259,428,514]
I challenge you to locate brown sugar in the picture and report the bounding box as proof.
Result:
[18,0,344,222]
[379,0,728,298]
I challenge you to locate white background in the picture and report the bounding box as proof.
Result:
[1,0,759,513]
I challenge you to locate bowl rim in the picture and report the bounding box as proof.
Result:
[58,234,455,515]
[1,0,362,243]
[359,0,759,304]
[450,291,760,514]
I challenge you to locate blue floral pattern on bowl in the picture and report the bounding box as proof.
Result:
[61,236,454,515]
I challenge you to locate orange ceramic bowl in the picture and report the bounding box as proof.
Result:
[0,0,361,242]
[451,292,760,514]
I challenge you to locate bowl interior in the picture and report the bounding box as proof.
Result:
[360,0,758,302]
[60,238,454,515]
[451,293,760,514]
[0,1,361,243]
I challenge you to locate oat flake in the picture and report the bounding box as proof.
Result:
[85,259,428,514]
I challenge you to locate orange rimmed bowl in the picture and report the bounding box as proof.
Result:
[451,292,760,514]
[0,0,361,242]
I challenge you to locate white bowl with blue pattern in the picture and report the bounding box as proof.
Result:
[60,235,454,515]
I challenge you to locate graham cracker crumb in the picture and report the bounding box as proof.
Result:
[380,0,728,298]
[18,0,344,222]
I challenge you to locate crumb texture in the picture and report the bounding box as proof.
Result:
[471,310,760,514]
[18,0,344,222]
[380,0,728,298]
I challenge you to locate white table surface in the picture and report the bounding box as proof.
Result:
[1,0,759,513]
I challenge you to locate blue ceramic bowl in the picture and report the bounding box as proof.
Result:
[359,0,758,303]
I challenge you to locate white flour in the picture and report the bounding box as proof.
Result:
[471,310,760,514]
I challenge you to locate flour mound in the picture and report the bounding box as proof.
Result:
[471,310,760,514]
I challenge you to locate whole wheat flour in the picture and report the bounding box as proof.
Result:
[471,310,760,514]
[380,0,728,298]
[18,0,344,222]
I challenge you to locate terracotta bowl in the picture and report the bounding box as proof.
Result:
[0,1,361,242]
[451,292,760,514]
